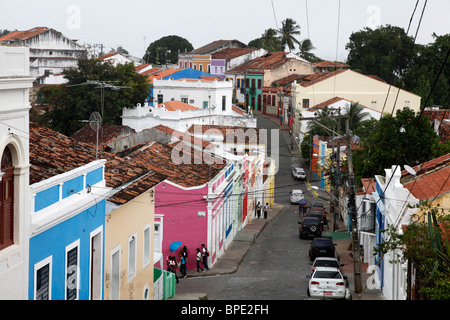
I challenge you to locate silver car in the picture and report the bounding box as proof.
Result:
[291,166,306,180]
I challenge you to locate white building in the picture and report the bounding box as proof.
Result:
[0,27,88,80]
[122,78,256,132]
[0,46,34,299]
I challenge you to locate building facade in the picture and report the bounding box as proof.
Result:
[0,46,33,300]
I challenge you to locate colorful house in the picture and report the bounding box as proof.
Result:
[28,159,110,300]
[125,141,242,270]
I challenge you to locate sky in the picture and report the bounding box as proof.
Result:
[1,0,449,62]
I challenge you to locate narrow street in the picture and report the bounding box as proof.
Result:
[174,115,323,299]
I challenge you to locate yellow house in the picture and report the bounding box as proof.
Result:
[291,69,421,115]
[104,171,166,300]
[192,54,211,73]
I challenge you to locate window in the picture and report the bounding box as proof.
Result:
[302,99,310,109]
[110,245,120,300]
[257,79,262,89]
[0,146,14,250]
[143,224,151,268]
[237,79,240,88]
[34,256,52,300]
[65,241,79,300]
[251,79,255,88]
[199,65,203,72]
[222,95,226,111]
[128,234,137,282]
[181,97,188,103]
[157,94,163,104]
[272,96,276,106]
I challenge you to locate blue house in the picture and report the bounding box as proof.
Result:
[28,159,111,300]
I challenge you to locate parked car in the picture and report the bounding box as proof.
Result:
[309,237,336,261]
[306,267,351,299]
[310,257,342,274]
[291,165,306,180]
[305,210,324,227]
[290,189,304,204]
[298,217,322,239]
[308,207,327,224]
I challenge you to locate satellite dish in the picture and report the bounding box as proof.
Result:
[89,111,102,131]
[404,165,416,176]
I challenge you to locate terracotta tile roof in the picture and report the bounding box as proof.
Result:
[125,141,225,188]
[0,27,50,42]
[71,124,136,145]
[227,52,292,73]
[158,100,198,111]
[297,69,347,87]
[29,122,166,205]
[272,74,309,86]
[314,61,349,68]
[190,40,247,54]
[402,153,450,200]
[439,121,450,143]
[142,68,181,83]
[152,124,214,149]
[101,52,117,60]
[361,178,376,194]
[211,47,257,60]
[135,64,152,73]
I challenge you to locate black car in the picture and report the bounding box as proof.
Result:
[309,237,336,261]
[305,210,325,227]
[298,217,322,239]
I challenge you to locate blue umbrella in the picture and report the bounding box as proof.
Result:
[169,241,182,252]
[298,198,307,205]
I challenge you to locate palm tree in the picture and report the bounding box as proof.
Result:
[277,18,301,52]
[340,102,370,133]
[260,28,282,52]
[297,39,316,60]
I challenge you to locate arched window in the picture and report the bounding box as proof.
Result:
[0,146,14,250]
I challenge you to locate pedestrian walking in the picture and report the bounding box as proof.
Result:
[201,243,209,270]
[256,202,262,218]
[180,254,187,279]
[263,202,269,219]
[168,256,179,283]
[196,248,204,272]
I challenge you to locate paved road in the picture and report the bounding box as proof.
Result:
[174,115,323,299]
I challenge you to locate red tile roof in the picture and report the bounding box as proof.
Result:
[227,52,292,73]
[211,47,257,60]
[297,69,347,87]
[402,153,450,200]
[126,141,225,188]
[71,124,136,145]
[0,27,50,42]
[29,122,166,205]
[314,61,349,68]
[158,100,198,111]
[190,40,247,54]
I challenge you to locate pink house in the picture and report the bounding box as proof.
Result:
[127,141,238,271]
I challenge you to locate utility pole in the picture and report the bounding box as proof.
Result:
[345,117,362,293]
[334,108,341,232]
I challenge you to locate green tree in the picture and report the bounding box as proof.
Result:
[352,107,440,182]
[249,28,282,52]
[277,18,301,52]
[297,38,317,61]
[345,25,415,85]
[36,58,149,136]
[143,35,193,65]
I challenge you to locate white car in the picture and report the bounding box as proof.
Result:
[291,166,306,180]
[310,257,342,274]
[307,267,351,299]
[290,189,304,204]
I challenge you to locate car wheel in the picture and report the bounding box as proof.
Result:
[310,225,317,232]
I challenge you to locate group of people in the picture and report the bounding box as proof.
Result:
[256,202,269,219]
[166,244,210,282]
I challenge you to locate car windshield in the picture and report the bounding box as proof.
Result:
[303,218,319,224]
[313,270,343,279]
[314,239,333,247]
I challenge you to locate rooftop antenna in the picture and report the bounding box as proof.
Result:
[89,111,102,159]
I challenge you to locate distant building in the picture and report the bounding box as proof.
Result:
[0,27,88,80]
